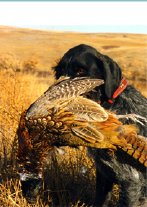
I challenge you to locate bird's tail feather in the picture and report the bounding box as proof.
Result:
[117,125,147,167]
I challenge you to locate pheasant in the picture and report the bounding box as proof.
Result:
[17,77,147,201]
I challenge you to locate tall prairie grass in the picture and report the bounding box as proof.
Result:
[0,59,96,206]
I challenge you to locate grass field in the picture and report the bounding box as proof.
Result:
[0,26,146,206]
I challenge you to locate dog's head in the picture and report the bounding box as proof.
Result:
[53,44,122,103]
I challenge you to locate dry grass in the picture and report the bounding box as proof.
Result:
[0,26,146,206]
[0,69,95,206]
[0,179,46,207]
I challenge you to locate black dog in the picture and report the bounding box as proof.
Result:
[53,44,147,207]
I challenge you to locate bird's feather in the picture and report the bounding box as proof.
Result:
[72,124,104,144]
[67,96,108,122]
[18,77,147,173]
[26,77,104,119]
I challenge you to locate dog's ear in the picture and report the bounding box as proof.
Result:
[53,65,63,79]
[53,54,72,79]
[97,58,122,99]
[53,59,65,79]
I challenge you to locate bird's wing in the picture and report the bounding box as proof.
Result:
[71,122,116,149]
[46,76,104,101]
[67,96,108,122]
[26,77,104,119]
[72,123,104,143]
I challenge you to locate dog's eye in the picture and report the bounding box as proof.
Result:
[76,68,86,76]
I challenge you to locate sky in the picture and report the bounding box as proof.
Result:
[0,1,147,34]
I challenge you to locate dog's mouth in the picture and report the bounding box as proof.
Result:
[84,87,102,103]
[75,68,87,76]
[66,70,103,102]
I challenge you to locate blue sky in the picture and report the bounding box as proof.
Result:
[25,25,147,34]
[0,2,147,34]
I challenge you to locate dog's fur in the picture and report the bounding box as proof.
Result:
[53,44,147,207]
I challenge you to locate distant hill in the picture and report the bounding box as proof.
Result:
[0,26,147,96]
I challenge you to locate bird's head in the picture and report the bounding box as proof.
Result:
[17,111,46,203]
[19,172,43,203]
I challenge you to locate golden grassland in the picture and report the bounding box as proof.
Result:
[0,71,95,207]
[0,26,147,206]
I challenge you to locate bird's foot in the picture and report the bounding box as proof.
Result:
[116,114,147,126]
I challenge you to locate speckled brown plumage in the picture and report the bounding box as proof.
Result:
[121,133,147,167]
[17,77,147,202]
[17,77,105,176]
